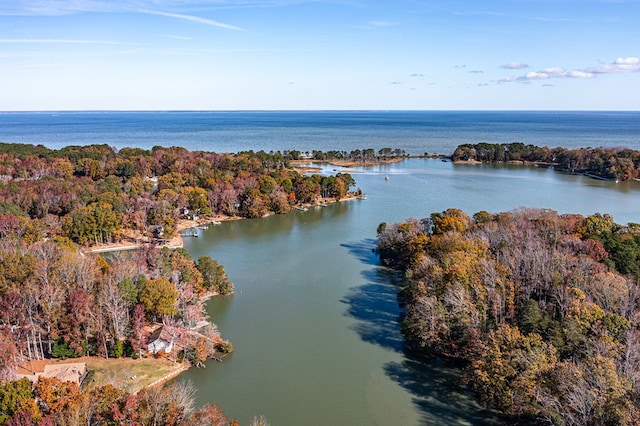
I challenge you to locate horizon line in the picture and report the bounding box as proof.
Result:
[0,108,638,113]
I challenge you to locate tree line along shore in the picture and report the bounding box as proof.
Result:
[377,208,640,425]
[451,142,640,182]
[291,142,640,184]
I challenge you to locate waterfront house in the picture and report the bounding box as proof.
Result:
[147,326,175,354]
[17,361,88,386]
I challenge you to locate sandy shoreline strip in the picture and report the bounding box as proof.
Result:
[87,195,360,254]
[87,215,239,254]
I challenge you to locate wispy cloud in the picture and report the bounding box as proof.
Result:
[356,20,401,30]
[0,0,322,16]
[501,61,528,70]
[140,10,244,31]
[452,10,509,18]
[151,47,282,56]
[160,34,193,41]
[0,38,135,45]
[368,20,399,27]
[532,15,604,24]
[0,0,125,16]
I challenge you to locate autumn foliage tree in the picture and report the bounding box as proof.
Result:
[197,256,234,295]
[0,377,247,426]
[451,142,640,182]
[0,235,229,368]
[378,208,640,424]
[0,143,356,247]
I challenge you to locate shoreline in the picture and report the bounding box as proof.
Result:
[87,195,361,255]
[290,156,411,172]
[452,158,627,182]
[81,193,361,392]
[20,355,187,395]
[87,214,241,254]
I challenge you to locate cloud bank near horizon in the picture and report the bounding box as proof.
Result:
[498,57,640,84]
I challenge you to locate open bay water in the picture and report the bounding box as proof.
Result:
[3,111,640,424]
[1,110,640,155]
[178,158,640,425]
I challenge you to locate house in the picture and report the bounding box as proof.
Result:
[16,361,88,386]
[147,326,175,354]
[41,363,87,386]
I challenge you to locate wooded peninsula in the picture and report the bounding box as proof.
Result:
[377,208,640,425]
[0,142,365,425]
[451,142,640,182]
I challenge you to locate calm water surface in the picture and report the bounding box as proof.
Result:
[2,111,640,155]
[177,159,640,425]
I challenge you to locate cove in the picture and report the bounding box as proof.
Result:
[175,159,640,425]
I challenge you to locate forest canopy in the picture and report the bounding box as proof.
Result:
[0,143,357,245]
[451,142,640,182]
[377,208,640,425]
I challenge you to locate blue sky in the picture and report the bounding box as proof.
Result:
[0,0,639,110]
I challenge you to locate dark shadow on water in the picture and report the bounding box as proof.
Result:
[342,239,502,425]
[384,355,503,425]
[341,238,380,264]
[341,239,405,352]
[341,268,405,352]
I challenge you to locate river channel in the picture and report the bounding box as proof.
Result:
[176,159,640,425]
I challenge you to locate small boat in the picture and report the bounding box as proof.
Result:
[385,176,389,181]
[211,221,222,225]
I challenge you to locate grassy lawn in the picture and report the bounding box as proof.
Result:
[64,356,186,394]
